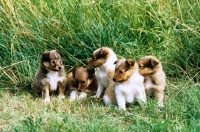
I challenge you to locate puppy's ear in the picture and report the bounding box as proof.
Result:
[114,60,119,64]
[56,50,63,57]
[126,59,135,67]
[150,58,159,67]
[41,51,50,62]
[99,47,108,57]
[72,68,76,78]
[87,68,95,78]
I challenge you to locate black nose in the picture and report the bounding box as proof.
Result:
[58,67,62,70]
[78,90,81,92]
[113,78,116,82]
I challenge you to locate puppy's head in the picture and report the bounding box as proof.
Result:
[113,59,137,82]
[73,67,95,92]
[41,50,63,71]
[88,47,110,67]
[137,56,161,76]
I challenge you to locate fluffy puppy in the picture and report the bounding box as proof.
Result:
[67,67,98,101]
[137,55,166,107]
[32,50,67,103]
[88,47,118,97]
[104,59,146,110]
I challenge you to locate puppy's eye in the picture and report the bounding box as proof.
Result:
[51,61,55,64]
[139,65,143,68]
[81,81,86,84]
[119,70,124,74]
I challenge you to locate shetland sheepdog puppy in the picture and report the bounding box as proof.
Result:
[32,50,67,103]
[88,47,117,97]
[138,56,166,107]
[104,59,146,110]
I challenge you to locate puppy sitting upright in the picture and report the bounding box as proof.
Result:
[67,67,98,101]
[88,47,117,97]
[32,50,67,103]
[138,56,166,107]
[104,59,146,110]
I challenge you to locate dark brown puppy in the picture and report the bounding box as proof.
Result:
[32,50,67,103]
[67,67,98,101]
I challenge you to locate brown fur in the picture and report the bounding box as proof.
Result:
[138,55,166,106]
[32,50,67,103]
[67,67,98,95]
[113,59,137,82]
[88,47,111,67]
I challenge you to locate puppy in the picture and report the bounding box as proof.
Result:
[32,50,67,103]
[88,47,117,97]
[67,67,98,101]
[104,59,146,110]
[137,56,166,107]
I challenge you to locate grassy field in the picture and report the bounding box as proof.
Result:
[0,0,200,131]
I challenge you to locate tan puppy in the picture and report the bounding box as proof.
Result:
[32,50,67,103]
[138,55,166,107]
[67,67,98,101]
[103,59,146,110]
[88,47,117,97]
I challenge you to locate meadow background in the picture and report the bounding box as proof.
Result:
[0,0,200,131]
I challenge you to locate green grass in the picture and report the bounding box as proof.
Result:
[0,0,200,131]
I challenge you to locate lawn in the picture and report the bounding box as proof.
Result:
[0,0,200,131]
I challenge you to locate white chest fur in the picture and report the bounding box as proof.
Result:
[144,78,153,89]
[46,71,65,91]
[97,68,110,88]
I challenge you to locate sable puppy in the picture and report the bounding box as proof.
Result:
[32,50,67,103]
[138,55,166,107]
[88,47,117,97]
[103,59,146,110]
[67,67,98,101]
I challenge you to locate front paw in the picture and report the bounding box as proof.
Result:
[43,98,50,103]
[78,92,87,99]
[59,95,65,99]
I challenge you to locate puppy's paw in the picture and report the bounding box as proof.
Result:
[78,92,87,99]
[43,98,50,103]
[157,102,164,107]
[92,95,100,98]
[69,98,75,102]
[59,95,65,99]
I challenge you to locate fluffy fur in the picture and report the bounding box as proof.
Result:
[103,59,146,110]
[88,47,117,97]
[138,55,166,107]
[67,67,98,101]
[32,50,67,103]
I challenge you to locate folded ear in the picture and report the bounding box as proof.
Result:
[87,68,95,78]
[41,51,50,62]
[99,47,108,57]
[72,68,76,78]
[56,50,63,57]
[126,59,135,67]
[150,58,159,67]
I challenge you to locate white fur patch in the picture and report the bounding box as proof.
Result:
[95,48,118,97]
[103,95,112,106]
[114,69,146,110]
[144,78,153,89]
[46,71,65,91]
[43,98,50,103]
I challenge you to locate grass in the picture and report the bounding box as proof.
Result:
[0,0,200,131]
